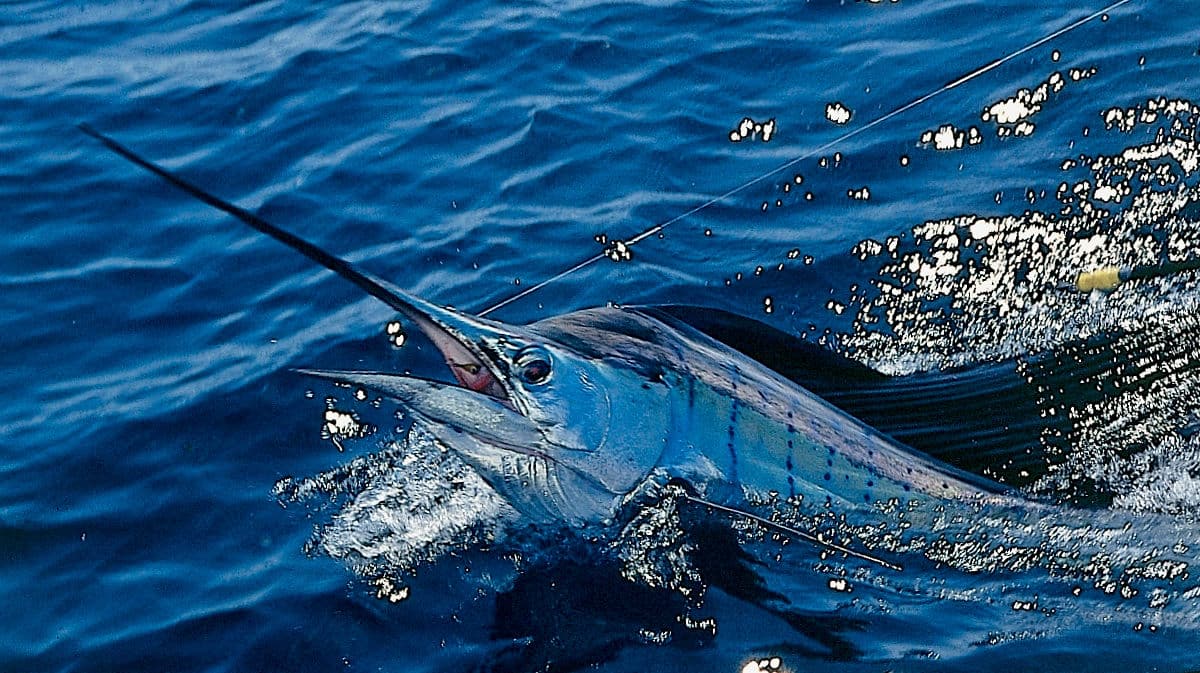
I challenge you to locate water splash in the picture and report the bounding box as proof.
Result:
[274,427,516,585]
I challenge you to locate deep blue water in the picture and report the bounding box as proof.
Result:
[5,1,1200,671]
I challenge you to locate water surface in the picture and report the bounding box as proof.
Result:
[3,1,1200,671]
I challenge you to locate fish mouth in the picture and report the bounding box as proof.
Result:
[296,288,547,449]
[293,290,542,456]
[296,368,545,454]
[376,288,516,406]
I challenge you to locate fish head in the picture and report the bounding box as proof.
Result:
[304,295,676,525]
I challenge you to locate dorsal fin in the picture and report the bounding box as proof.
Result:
[651,305,888,387]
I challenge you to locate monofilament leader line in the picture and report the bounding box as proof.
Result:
[683,494,903,572]
[478,0,1136,317]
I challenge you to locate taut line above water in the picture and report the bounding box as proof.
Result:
[478,0,1136,317]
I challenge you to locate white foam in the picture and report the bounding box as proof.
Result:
[969,217,997,240]
[920,124,981,151]
[729,116,776,142]
[277,429,515,578]
[825,101,853,125]
[978,68,1091,138]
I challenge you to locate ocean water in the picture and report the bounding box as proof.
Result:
[5,1,1200,671]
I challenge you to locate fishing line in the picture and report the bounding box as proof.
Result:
[683,494,903,572]
[479,0,1135,317]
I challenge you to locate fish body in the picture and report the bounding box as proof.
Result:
[307,303,1019,532]
[84,125,1026,537]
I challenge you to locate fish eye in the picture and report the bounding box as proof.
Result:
[515,348,552,385]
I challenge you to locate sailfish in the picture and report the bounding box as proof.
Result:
[81,125,1039,570]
